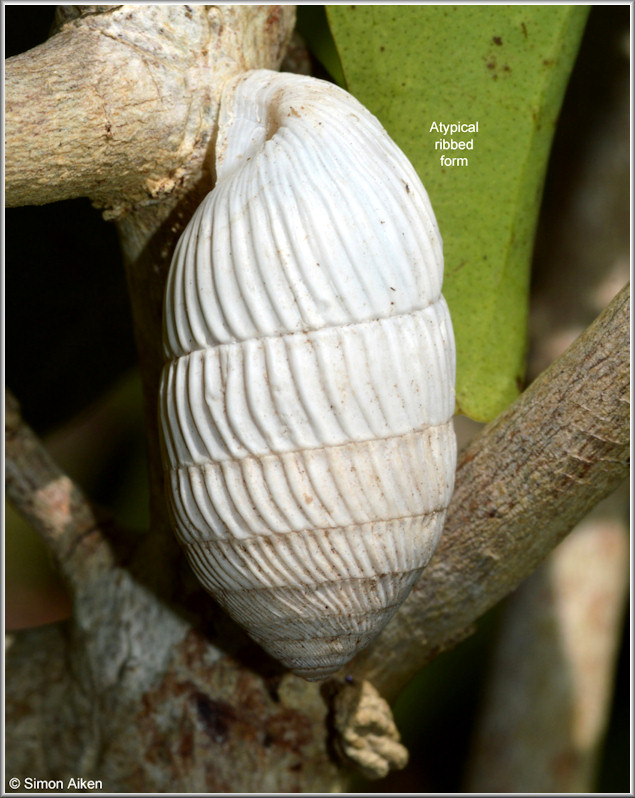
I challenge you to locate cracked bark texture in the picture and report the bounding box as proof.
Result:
[4,5,630,793]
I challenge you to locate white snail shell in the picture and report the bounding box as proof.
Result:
[159,70,456,681]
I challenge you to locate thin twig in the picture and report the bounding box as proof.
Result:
[5,389,115,590]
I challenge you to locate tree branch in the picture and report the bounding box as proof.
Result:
[5,5,296,216]
[5,389,117,590]
[348,282,629,700]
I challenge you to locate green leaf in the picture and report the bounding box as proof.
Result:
[327,5,589,421]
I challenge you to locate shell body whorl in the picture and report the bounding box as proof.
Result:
[159,70,456,680]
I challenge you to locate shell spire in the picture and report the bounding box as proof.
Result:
[160,69,456,680]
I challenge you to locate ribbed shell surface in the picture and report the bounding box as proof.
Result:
[159,70,456,680]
